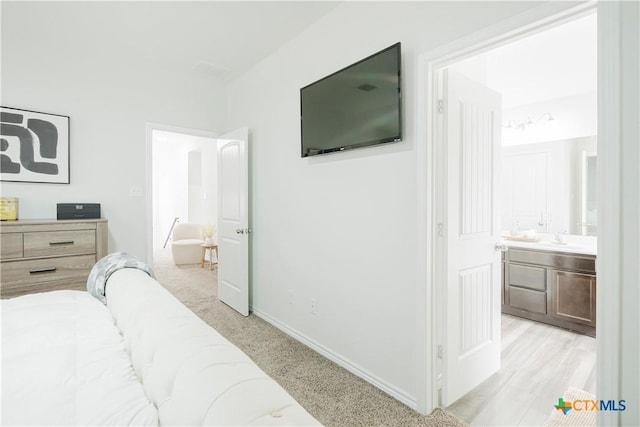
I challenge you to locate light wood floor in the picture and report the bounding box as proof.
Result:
[447,314,596,426]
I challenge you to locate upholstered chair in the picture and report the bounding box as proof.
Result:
[171,223,204,265]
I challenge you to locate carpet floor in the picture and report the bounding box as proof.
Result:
[153,248,467,427]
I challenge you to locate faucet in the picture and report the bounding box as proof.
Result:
[553,231,568,245]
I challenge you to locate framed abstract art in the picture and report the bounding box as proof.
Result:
[0,106,70,184]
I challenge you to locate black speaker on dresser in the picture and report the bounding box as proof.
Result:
[57,203,101,220]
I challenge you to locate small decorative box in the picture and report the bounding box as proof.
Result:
[0,197,19,220]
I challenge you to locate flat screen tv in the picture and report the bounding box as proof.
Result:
[300,42,402,158]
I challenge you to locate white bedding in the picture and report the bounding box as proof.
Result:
[1,290,158,426]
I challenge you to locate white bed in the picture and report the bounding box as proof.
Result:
[2,290,158,426]
[1,265,321,426]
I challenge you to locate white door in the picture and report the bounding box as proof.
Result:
[441,69,502,405]
[217,127,250,316]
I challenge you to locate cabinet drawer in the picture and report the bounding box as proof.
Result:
[1,233,23,259]
[508,263,546,291]
[23,230,95,258]
[508,249,595,273]
[0,254,95,287]
[509,286,547,314]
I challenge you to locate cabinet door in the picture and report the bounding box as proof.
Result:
[550,270,596,326]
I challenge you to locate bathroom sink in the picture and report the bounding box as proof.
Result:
[536,242,584,251]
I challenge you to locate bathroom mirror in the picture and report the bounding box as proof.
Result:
[501,135,597,237]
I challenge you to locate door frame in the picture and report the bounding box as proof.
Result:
[415,0,629,420]
[145,122,218,264]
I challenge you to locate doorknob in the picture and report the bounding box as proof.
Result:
[236,229,245,234]
[495,242,509,252]
[235,228,252,235]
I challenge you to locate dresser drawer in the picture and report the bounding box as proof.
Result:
[23,230,95,258]
[1,254,95,287]
[1,219,107,298]
[1,233,23,259]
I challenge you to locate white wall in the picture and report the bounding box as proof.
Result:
[201,141,218,233]
[152,136,188,249]
[224,1,546,407]
[502,92,597,146]
[188,150,203,224]
[1,2,225,261]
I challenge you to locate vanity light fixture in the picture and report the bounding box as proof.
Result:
[503,112,555,130]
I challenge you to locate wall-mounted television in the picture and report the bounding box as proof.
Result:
[300,42,402,158]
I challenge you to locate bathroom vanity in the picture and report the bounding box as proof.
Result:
[501,239,596,337]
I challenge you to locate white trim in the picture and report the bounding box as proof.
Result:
[597,1,640,425]
[415,1,598,415]
[414,39,437,416]
[418,1,596,71]
[251,307,417,410]
[595,4,621,425]
[144,122,218,264]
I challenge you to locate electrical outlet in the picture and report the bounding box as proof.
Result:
[310,299,317,315]
[129,185,143,197]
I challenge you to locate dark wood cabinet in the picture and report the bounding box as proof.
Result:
[550,270,596,327]
[502,247,596,337]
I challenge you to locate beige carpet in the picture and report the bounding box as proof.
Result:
[544,387,596,427]
[152,248,467,427]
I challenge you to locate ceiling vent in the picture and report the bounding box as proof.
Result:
[192,61,228,78]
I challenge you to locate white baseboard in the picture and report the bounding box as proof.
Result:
[251,306,417,410]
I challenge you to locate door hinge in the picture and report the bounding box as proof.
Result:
[437,344,443,359]
[437,99,444,114]
[437,223,444,237]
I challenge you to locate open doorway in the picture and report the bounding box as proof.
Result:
[148,127,218,267]
[146,124,251,317]
[434,9,597,426]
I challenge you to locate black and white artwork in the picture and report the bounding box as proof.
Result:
[1,106,70,184]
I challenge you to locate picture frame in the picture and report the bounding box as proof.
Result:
[1,106,70,184]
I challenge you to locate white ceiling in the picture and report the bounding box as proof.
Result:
[2,1,341,80]
[453,13,597,109]
[487,13,597,108]
[4,2,596,105]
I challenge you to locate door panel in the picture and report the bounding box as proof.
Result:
[217,128,249,316]
[459,265,493,356]
[443,69,502,406]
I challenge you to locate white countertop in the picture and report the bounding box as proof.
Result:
[501,233,597,256]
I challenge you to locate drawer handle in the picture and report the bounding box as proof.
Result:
[49,241,74,246]
[29,267,57,275]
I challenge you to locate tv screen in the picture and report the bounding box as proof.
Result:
[300,42,402,157]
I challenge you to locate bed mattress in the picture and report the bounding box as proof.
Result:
[1,290,158,426]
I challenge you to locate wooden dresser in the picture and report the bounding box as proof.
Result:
[0,219,108,298]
